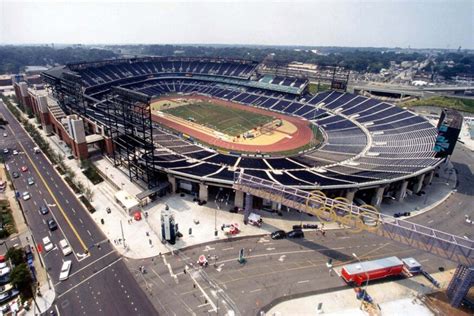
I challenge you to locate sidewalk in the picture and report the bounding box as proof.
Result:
[267,269,456,316]
[28,114,460,260]
[381,161,457,218]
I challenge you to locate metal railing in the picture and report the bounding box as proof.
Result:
[234,172,474,266]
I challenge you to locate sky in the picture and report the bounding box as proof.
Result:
[0,0,473,49]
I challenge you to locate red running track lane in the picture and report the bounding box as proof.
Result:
[151,95,313,153]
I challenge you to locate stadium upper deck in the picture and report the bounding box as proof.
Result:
[42,57,442,204]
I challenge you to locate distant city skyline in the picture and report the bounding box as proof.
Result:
[0,0,472,49]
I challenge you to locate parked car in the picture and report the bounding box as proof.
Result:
[20,166,28,172]
[27,177,35,185]
[287,229,305,239]
[271,230,287,240]
[47,219,58,231]
[12,150,18,155]
[2,133,6,137]
[42,236,54,252]
[39,205,49,215]
[59,239,72,256]
[22,191,31,201]
[12,172,19,178]
[2,149,8,154]
[59,260,72,281]
[24,245,33,262]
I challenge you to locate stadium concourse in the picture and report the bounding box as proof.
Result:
[36,56,443,210]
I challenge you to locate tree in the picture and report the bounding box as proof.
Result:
[6,247,25,266]
[10,263,33,299]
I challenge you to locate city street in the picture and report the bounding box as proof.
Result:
[0,100,156,315]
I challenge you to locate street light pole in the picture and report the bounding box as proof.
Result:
[120,220,126,249]
[352,253,370,311]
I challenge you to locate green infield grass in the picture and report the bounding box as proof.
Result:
[162,101,275,136]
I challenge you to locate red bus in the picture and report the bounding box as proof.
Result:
[341,256,404,286]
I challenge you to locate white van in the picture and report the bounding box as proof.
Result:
[248,213,263,227]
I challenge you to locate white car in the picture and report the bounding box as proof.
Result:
[2,133,6,137]
[2,149,8,154]
[59,260,72,281]
[42,236,54,252]
[59,239,72,256]
[0,267,10,277]
[22,192,31,201]
[12,150,18,155]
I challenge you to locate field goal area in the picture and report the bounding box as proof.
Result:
[151,98,277,137]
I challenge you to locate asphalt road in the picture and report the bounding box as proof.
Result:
[2,98,472,315]
[126,144,473,315]
[0,100,157,315]
[127,230,455,315]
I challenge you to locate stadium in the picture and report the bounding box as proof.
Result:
[39,57,444,209]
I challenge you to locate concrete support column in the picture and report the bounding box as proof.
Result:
[199,183,208,202]
[424,171,434,186]
[234,190,244,209]
[168,175,176,194]
[271,201,281,211]
[371,186,385,208]
[413,174,426,194]
[244,193,253,221]
[345,189,357,203]
[395,180,409,201]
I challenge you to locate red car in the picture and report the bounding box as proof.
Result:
[21,166,28,172]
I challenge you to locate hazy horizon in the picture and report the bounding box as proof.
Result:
[1,0,473,49]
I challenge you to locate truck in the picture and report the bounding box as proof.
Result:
[341,256,404,286]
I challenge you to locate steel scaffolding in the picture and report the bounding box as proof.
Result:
[105,87,157,188]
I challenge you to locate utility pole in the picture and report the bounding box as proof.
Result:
[120,220,126,248]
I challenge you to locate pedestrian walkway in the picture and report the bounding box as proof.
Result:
[267,269,455,316]
[381,162,457,218]
[25,111,460,261]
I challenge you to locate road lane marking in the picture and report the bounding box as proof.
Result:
[297,280,309,284]
[250,289,261,293]
[66,250,116,280]
[188,270,217,312]
[222,247,234,251]
[57,257,122,299]
[162,255,178,282]
[150,268,166,284]
[8,125,89,252]
[197,303,210,308]
[87,230,92,236]
[46,198,80,262]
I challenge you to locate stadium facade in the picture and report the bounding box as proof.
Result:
[13,57,444,209]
